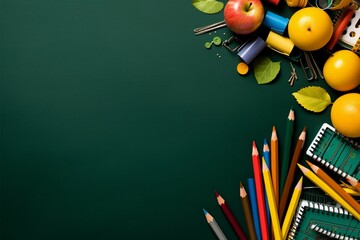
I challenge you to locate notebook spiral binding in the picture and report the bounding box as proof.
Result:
[306,123,360,181]
[288,199,354,240]
[311,224,358,240]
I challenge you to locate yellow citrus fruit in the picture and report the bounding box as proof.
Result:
[288,7,333,51]
[331,93,360,138]
[323,50,360,92]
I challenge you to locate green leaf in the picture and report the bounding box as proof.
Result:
[253,56,281,84]
[292,86,332,113]
[192,0,224,14]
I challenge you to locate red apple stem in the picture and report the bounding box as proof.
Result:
[247,2,252,11]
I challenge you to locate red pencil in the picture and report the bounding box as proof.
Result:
[215,191,247,240]
[252,141,269,240]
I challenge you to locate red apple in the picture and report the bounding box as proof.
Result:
[224,0,264,35]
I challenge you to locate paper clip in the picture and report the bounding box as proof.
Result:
[193,20,227,35]
[299,51,324,81]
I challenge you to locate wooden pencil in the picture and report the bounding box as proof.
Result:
[279,127,306,222]
[203,208,228,240]
[306,161,360,214]
[263,139,271,169]
[271,126,279,208]
[343,187,360,196]
[280,109,295,197]
[215,191,247,240]
[252,141,269,240]
[281,177,303,239]
[346,175,360,193]
[248,178,261,240]
[262,160,283,240]
[298,163,360,221]
[240,182,257,240]
[263,141,271,236]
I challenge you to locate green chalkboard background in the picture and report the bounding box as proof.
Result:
[0,0,342,239]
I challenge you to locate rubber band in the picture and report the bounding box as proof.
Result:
[315,0,333,9]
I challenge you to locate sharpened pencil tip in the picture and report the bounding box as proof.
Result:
[296,177,303,189]
[306,160,319,172]
[214,191,219,197]
[203,208,208,215]
[297,163,307,174]
[252,141,259,155]
[288,108,295,121]
[305,160,313,167]
[262,158,269,171]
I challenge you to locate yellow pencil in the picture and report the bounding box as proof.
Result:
[262,159,283,240]
[343,187,360,197]
[298,163,360,221]
[306,161,360,215]
[281,177,303,239]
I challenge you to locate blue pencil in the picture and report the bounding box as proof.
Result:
[263,139,271,235]
[248,178,261,240]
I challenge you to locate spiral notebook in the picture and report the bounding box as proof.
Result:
[288,199,360,239]
[306,123,360,181]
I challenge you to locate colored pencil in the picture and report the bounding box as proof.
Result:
[281,177,303,239]
[346,175,360,193]
[279,127,306,222]
[248,178,261,240]
[203,209,228,240]
[263,141,271,236]
[271,126,279,208]
[298,163,360,221]
[240,182,257,240]
[263,139,271,170]
[280,109,295,197]
[306,161,360,214]
[262,160,283,240]
[252,141,269,240]
[343,187,360,196]
[215,191,247,240]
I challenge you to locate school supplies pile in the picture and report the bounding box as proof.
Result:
[202,109,360,240]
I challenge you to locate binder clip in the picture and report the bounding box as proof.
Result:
[222,36,250,52]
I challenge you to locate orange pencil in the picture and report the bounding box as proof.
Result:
[271,126,279,208]
[346,175,360,193]
[306,161,360,214]
[252,141,269,240]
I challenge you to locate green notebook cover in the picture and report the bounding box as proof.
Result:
[306,123,360,181]
[288,199,360,239]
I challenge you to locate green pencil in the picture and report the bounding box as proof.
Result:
[279,108,295,197]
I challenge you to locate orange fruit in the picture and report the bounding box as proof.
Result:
[323,50,360,92]
[237,62,249,75]
[331,93,360,138]
[288,7,333,51]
